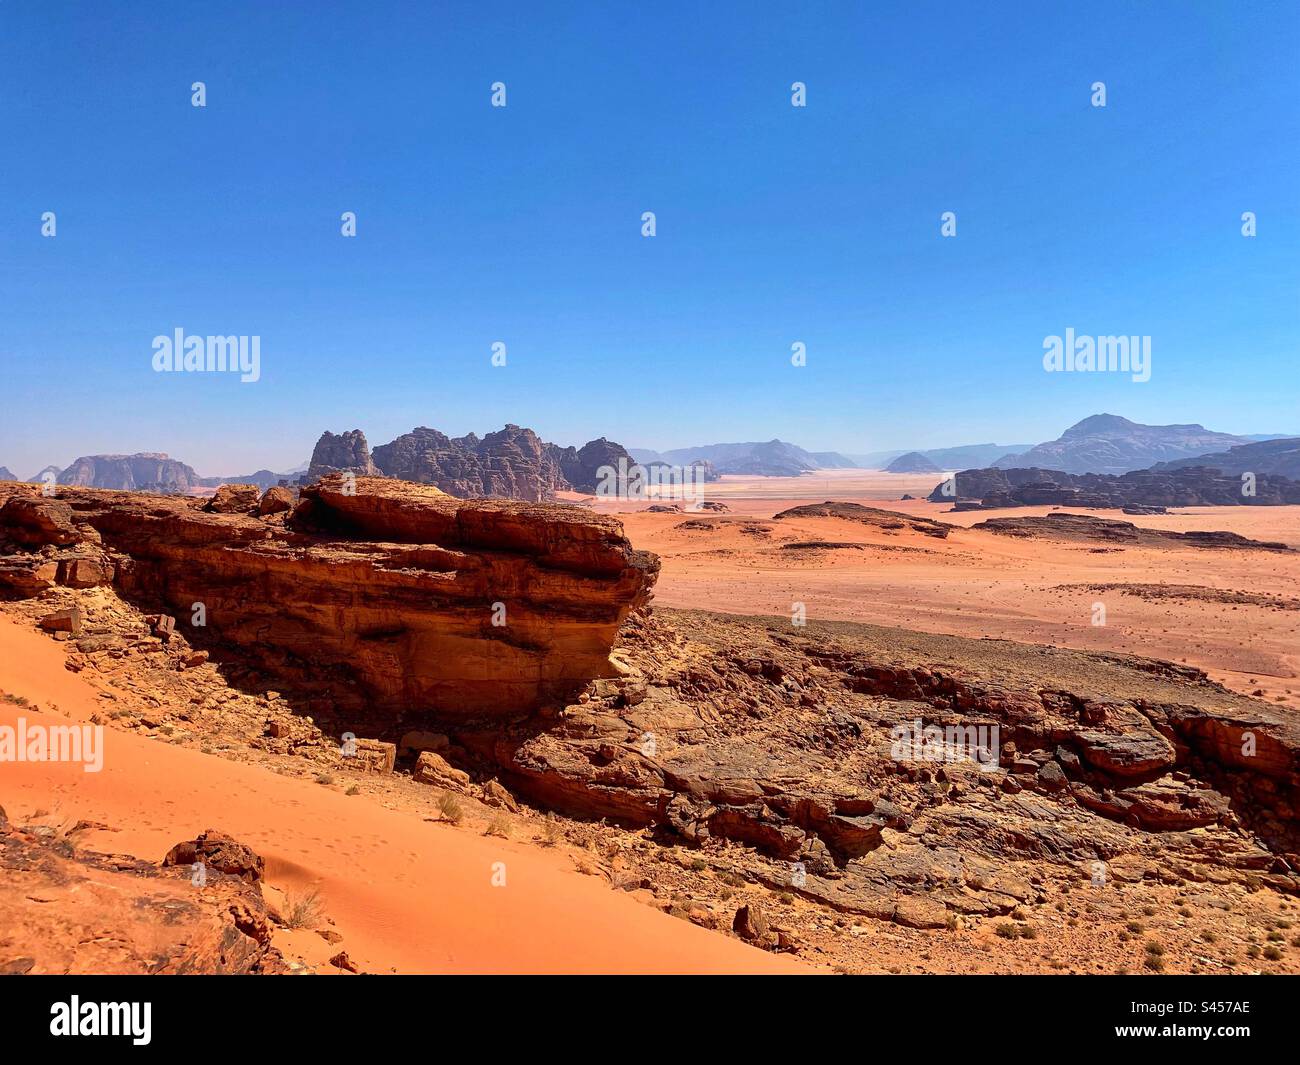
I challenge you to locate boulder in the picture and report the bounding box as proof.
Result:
[38,606,83,635]
[412,751,472,789]
[163,829,265,883]
[204,484,260,513]
[257,485,294,515]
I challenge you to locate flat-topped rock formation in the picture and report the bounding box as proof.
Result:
[774,501,955,539]
[972,512,1292,551]
[0,478,658,718]
[929,464,1300,508]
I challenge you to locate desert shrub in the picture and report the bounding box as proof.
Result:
[285,888,323,929]
[438,792,464,824]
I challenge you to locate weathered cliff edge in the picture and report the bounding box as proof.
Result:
[0,477,658,717]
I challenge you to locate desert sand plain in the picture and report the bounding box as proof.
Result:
[587,469,1300,711]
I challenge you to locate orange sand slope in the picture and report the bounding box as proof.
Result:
[0,616,807,975]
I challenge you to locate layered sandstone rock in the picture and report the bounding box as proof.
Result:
[0,478,658,718]
[450,609,1300,924]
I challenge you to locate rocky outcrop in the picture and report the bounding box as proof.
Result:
[0,819,283,974]
[773,501,954,538]
[447,609,1300,925]
[372,425,567,502]
[0,467,15,482]
[338,423,642,502]
[928,465,1300,508]
[972,512,1291,551]
[0,478,659,719]
[306,429,378,480]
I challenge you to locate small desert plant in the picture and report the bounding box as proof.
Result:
[284,888,323,929]
[438,792,464,824]
[1145,940,1165,957]
[314,773,334,786]
[995,922,1019,939]
[1263,946,1283,961]
[1144,954,1165,972]
[690,858,707,872]
[1126,921,1144,934]
[345,785,360,796]
[540,815,562,847]
[485,815,510,839]
[1142,905,1156,917]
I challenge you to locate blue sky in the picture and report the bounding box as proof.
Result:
[1,0,1296,476]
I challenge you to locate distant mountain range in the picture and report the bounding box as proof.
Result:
[1152,436,1300,479]
[847,443,1033,470]
[7,414,1295,494]
[629,440,855,477]
[990,414,1256,475]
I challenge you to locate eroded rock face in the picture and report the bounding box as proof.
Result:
[0,478,659,718]
[373,425,568,502]
[307,429,379,479]
[447,609,1300,923]
[0,820,283,974]
[318,424,637,502]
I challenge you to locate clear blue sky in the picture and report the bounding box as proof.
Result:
[1,0,1296,477]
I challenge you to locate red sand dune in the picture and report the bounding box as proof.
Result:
[0,615,808,975]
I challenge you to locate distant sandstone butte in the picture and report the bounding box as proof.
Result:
[0,467,15,482]
[53,453,204,493]
[0,478,658,718]
[928,464,1300,508]
[311,424,637,502]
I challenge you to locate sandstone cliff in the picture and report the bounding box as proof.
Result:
[0,478,658,718]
